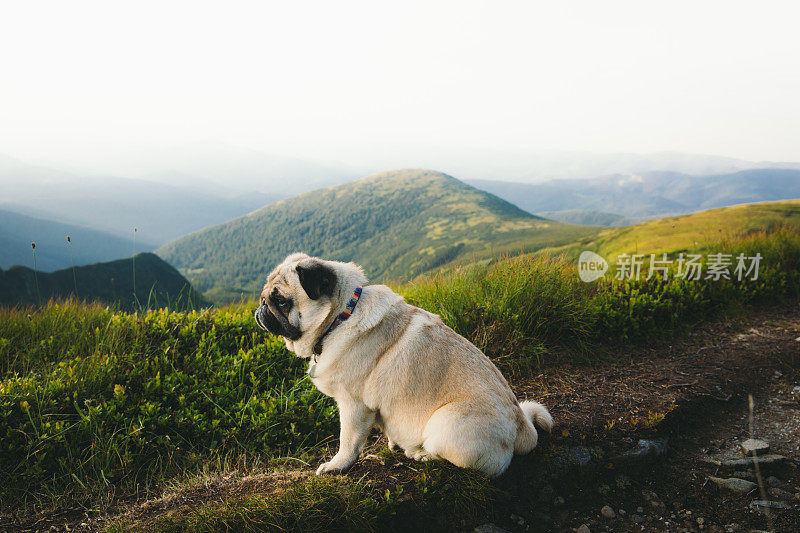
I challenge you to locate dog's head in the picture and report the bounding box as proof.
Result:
[254,253,366,345]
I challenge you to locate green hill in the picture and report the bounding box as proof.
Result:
[157,169,596,301]
[554,199,800,259]
[0,252,207,310]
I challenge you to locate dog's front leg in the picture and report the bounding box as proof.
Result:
[316,398,375,475]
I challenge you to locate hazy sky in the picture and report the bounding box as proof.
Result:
[2,0,800,169]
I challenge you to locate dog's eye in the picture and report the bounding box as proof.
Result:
[273,295,291,311]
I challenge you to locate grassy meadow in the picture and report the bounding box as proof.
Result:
[557,199,800,260]
[1,221,799,530]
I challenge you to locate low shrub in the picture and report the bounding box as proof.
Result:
[0,307,337,508]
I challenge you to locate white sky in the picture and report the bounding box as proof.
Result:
[1,0,799,168]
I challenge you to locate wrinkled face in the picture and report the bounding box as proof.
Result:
[254,254,337,341]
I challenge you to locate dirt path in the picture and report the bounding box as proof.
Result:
[514,304,800,533]
[5,305,800,532]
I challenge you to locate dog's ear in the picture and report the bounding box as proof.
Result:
[296,261,336,300]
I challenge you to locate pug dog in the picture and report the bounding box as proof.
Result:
[254,253,553,477]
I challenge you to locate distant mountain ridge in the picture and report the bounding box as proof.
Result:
[0,152,285,246]
[0,252,207,310]
[0,208,143,271]
[467,168,800,219]
[156,169,595,301]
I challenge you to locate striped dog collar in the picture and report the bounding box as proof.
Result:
[312,286,363,357]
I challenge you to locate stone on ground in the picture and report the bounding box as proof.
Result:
[767,487,794,501]
[600,505,615,519]
[749,500,791,512]
[720,454,787,470]
[740,438,770,456]
[708,476,757,493]
[474,524,511,533]
[575,524,591,533]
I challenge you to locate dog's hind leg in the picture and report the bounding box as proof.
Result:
[422,403,515,477]
[316,399,376,475]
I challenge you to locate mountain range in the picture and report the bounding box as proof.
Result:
[0,153,283,246]
[0,209,144,272]
[156,169,596,302]
[467,168,800,220]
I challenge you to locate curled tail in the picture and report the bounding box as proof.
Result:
[514,400,554,454]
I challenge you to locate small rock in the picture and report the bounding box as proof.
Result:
[766,475,783,487]
[537,484,556,504]
[642,488,660,502]
[554,496,565,506]
[575,525,591,533]
[631,514,645,524]
[697,517,705,526]
[708,476,758,493]
[612,439,668,465]
[600,505,615,519]
[731,470,755,481]
[615,474,631,489]
[740,438,770,456]
[568,446,594,467]
[474,524,511,533]
[749,500,791,513]
[767,487,794,501]
[792,385,800,394]
[636,506,644,513]
[510,514,525,526]
[720,454,787,471]
[618,508,626,516]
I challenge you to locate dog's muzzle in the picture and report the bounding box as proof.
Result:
[254,304,301,340]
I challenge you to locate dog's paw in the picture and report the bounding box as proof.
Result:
[315,460,350,475]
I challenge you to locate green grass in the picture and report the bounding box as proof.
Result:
[404,225,800,365]
[559,199,800,260]
[0,304,338,511]
[108,459,497,533]
[155,476,392,533]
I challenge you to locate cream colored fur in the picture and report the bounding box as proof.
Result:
[259,253,553,477]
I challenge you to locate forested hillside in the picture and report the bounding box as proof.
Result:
[157,169,595,301]
[0,252,206,310]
